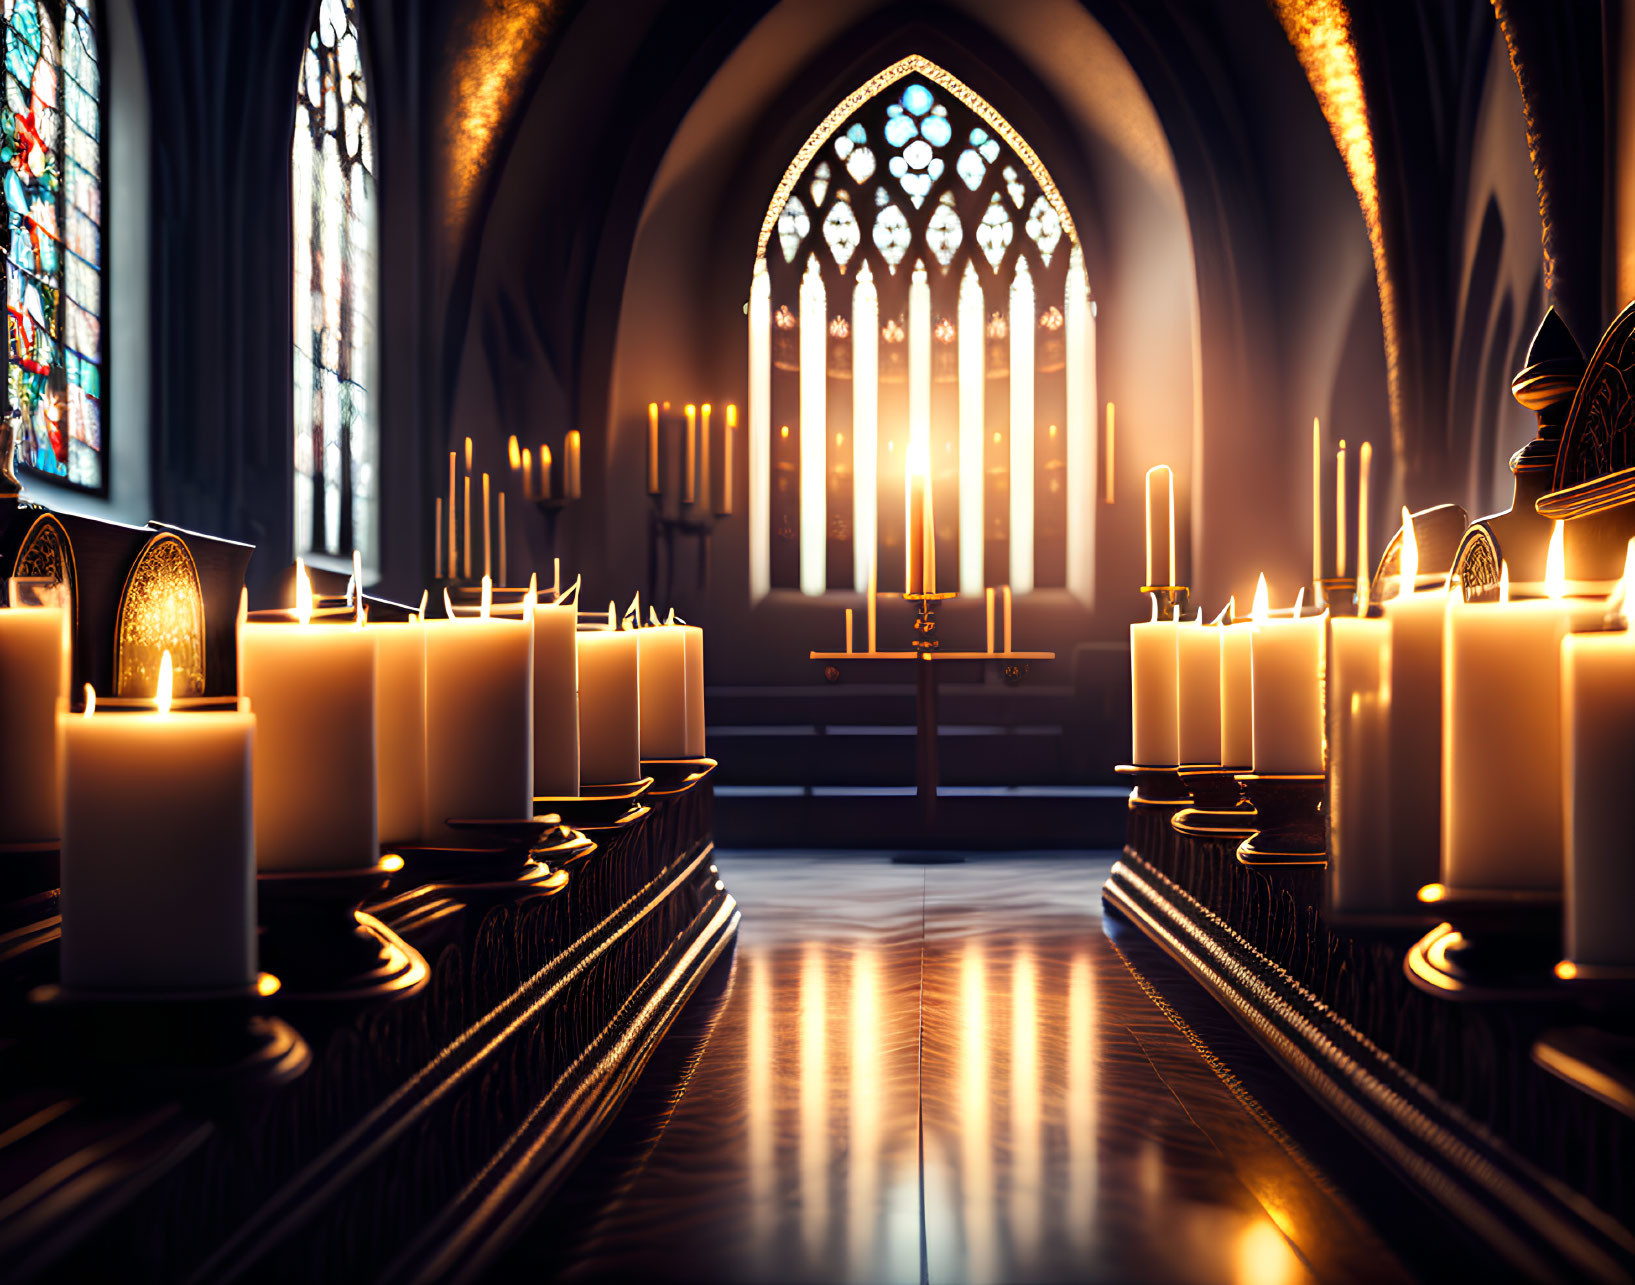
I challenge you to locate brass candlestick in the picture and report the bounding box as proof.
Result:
[904,590,956,652]
[1140,584,1190,618]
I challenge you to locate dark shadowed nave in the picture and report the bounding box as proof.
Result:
[500,856,1487,1283]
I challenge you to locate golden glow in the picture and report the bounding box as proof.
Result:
[1500,560,1511,605]
[156,650,173,716]
[849,947,880,1275]
[1397,506,1417,598]
[799,942,828,1258]
[507,435,521,470]
[1251,573,1270,625]
[1010,949,1042,1250]
[1234,1218,1305,1285]
[1556,959,1579,981]
[780,425,791,440]
[480,575,493,620]
[1104,403,1116,505]
[1272,2,1399,451]
[1546,520,1566,600]
[835,433,845,448]
[464,436,473,473]
[1418,882,1446,903]
[756,54,1079,264]
[381,853,405,874]
[83,682,95,718]
[256,973,282,998]
[960,938,996,1279]
[294,556,313,626]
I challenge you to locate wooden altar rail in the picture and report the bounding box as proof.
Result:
[1106,805,1635,1283]
[0,782,734,1284]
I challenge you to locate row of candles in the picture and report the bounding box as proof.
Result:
[435,433,584,582]
[0,563,706,995]
[647,401,736,513]
[1130,436,1635,973]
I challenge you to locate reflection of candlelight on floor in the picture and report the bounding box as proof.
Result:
[746,953,774,1263]
[961,938,996,1280]
[1012,948,1042,1256]
[800,942,828,1260]
[1068,950,1095,1256]
[848,946,880,1278]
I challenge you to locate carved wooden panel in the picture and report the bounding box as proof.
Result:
[1543,298,1635,518]
[1367,504,1468,603]
[1451,524,1501,602]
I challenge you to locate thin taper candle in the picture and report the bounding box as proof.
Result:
[1003,585,1013,652]
[868,552,877,652]
[522,447,534,501]
[1336,439,1347,578]
[1357,441,1372,613]
[482,472,491,579]
[463,474,472,579]
[986,587,995,652]
[698,405,712,511]
[447,451,456,579]
[1104,403,1115,504]
[684,404,697,504]
[565,430,581,499]
[434,497,443,579]
[1312,417,1322,584]
[464,436,473,473]
[498,492,507,586]
[845,608,853,654]
[648,403,661,494]
[721,404,736,515]
[541,444,553,501]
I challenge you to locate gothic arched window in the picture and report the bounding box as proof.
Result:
[5,0,104,493]
[293,0,377,569]
[748,57,1096,602]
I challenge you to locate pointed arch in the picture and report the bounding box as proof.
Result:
[293,0,379,571]
[747,59,1095,603]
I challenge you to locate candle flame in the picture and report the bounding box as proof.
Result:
[83,683,95,718]
[444,587,456,620]
[350,549,363,607]
[156,649,173,716]
[1148,592,1158,624]
[607,600,617,631]
[480,575,492,620]
[1210,601,1231,625]
[1546,520,1566,600]
[527,572,538,609]
[294,557,313,626]
[542,443,553,469]
[417,589,429,620]
[1499,560,1510,605]
[1293,585,1306,616]
[1397,507,1417,598]
[237,586,248,629]
[1251,574,1269,624]
[508,435,521,470]
[1226,595,1237,624]
[464,436,473,472]
[1194,606,1204,625]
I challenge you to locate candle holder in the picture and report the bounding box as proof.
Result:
[1234,773,1326,864]
[647,497,733,605]
[642,757,718,796]
[1139,584,1189,618]
[25,977,310,1096]
[394,815,573,887]
[1319,576,1357,615]
[1114,763,1192,809]
[257,859,430,1003]
[904,590,957,652]
[1403,887,1564,1001]
[535,776,654,829]
[1171,765,1257,837]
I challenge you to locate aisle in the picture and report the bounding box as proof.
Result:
[504,855,1411,1284]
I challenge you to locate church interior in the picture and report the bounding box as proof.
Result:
[1,0,1633,1280]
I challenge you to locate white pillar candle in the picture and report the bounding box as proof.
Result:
[1250,577,1324,774]
[1176,615,1222,766]
[0,600,68,842]
[1443,527,1600,892]
[638,624,688,760]
[531,602,580,798]
[1129,608,1178,767]
[682,623,706,757]
[579,615,641,784]
[1326,614,1391,912]
[1563,606,1635,967]
[1218,620,1254,769]
[60,664,256,992]
[1381,582,1449,895]
[373,620,425,846]
[422,589,533,840]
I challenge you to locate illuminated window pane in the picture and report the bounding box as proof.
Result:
[976,192,1013,268]
[6,0,104,493]
[822,194,860,268]
[809,160,831,207]
[778,194,810,264]
[1026,195,1062,266]
[1003,164,1025,208]
[956,148,985,190]
[873,202,910,269]
[293,0,377,566]
[926,192,962,267]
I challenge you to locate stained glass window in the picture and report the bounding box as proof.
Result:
[5,0,104,493]
[752,66,1092,601]
[293,0,377,567]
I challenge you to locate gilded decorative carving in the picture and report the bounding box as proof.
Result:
[6,511,77,624]
[1450,525,1501,603]
[1367,503,1468,604]
[113,533,206,698]
[1539,299,1635,520]
[756,56,1080,267]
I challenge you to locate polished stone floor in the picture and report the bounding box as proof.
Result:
[503,854,1443,1283]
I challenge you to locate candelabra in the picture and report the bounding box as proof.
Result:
[644,401,735,605]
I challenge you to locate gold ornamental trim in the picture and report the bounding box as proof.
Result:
[754,54,1080,266]
[7,511,78,626]
[113,532,207,698]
